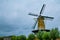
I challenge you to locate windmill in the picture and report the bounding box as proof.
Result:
[28,4,54,33]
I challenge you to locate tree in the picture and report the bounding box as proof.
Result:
[42,32,51,40]
[59,32,60,38]
[17,35,26,40]
[11,35,17,40]
[28,34,35,40]
[36,31,44,40]
[0,37,3,40]
[50,28,59,40]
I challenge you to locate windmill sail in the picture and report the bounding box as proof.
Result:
[43,16,54,19]
[29,13,38,16]
[39,4,45,15]
[33,20,37,29]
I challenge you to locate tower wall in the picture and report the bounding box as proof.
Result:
[38,17,45,30]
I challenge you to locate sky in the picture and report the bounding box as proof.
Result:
[0,0,60,36]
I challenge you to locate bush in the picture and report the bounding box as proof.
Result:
[28,34,35,40]
[42,32,51,40]
[36,31,44,40]
[11,35,17,40]
[50,28,59,40]
[17,35,26,40]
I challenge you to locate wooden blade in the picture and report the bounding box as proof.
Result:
[33,20,37,29]
[28,13,38,16]
[42,16,54,19]
[44,18,54,21]
[39,4,46,15]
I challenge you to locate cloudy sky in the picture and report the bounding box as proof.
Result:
[0,0,60,36]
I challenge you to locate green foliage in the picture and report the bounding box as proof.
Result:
[59,32,60,38]
[50,28,59,40]
[42,32,51,40]
[0,37,3,40]
[11,35,17,40]
[28,34,35,40]
[55,28,59,38]
[0,28,60,40]
[17,35,26,40]
[36,31,51,40]
[36,31,44,40]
